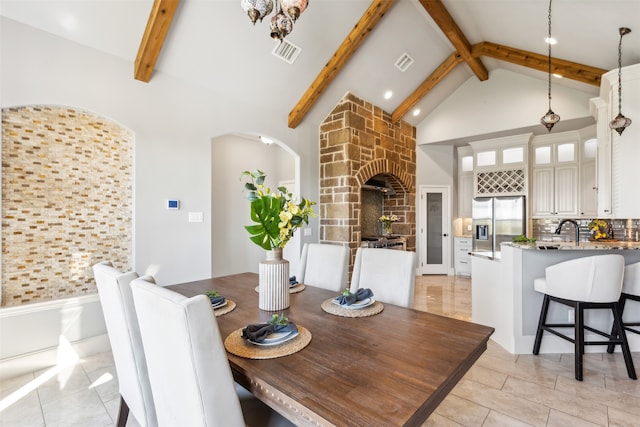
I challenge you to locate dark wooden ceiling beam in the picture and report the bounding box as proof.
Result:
[134,0,180,82]
[391,52,463,123]
[418,0,488,82]
[472,41,605,86]
[288,0,396,129]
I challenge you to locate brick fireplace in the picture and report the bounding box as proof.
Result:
[319,93,416,270]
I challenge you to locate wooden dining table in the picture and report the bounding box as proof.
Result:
[168,273,494,427]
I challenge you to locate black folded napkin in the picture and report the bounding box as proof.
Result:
[289,276,298,286]
[209,296,226,306]
[335,288,374,306]
[241,322,298,343]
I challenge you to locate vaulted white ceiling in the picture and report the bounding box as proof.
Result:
[2,0,639,132]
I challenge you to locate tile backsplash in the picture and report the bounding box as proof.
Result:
[532,218,640,242]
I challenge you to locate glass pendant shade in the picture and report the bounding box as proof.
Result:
[241,0,274,25]
[610,113,632,135]
[270,10,293,41]
[609,27,632,136]
[242,0,306,40]
[541,109,561,132]
[280,0,308,22]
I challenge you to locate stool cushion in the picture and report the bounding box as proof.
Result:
[533,277,548,294]
[534,255,624,303]
[622,262,640,297]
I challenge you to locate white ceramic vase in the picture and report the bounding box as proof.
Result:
[258,248,290,311]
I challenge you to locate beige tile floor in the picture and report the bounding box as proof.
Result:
[1,275,639,426]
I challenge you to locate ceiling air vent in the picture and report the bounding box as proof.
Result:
[272,39,302,64]
[394,52,414,72]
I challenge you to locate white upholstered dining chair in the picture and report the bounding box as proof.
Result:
[130,275,294,427]
[349,247,417,308]
[92,261,157,427]
[297,243,349,292]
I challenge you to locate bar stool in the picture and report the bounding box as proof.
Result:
[532,254,637,381]
[608,261,640,353]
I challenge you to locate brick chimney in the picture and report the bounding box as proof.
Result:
[319,93,416,270]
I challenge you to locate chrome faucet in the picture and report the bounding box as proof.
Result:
[555,219,580,245]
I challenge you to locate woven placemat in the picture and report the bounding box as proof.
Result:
[254,284,306,294]
[213,299,236,317]
[224,325,312,360]
[320,298,384,318]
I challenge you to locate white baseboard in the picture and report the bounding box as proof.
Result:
[0,334,110,381]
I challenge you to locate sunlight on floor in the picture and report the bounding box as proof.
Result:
[413,274,471,321]
[0,335,79,412]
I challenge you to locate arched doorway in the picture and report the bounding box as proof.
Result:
[210,133,300,277]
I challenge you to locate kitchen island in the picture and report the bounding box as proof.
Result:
[472,242,640,354]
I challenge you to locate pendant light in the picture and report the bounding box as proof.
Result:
[609,27,632,136]
[540,0,560,132]
[241,0,308,42]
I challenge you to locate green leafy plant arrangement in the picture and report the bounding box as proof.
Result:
[512,235,536,243]
[270,314,289,326]
[241,169,316,251]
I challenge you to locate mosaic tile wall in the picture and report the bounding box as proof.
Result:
[532,218,640,242]
[2,106,133,307]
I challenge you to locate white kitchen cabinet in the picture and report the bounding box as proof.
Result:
[454,237,472,276]
[579,135,597,217]
[580,160,597,217]
[531,165,578,217]
[458,174,473,218]
[531,136,579,218]
[555,165,579,216]
[468,134,531,198]
[457,146,474,218]
[591,63,640,218]
[532,168,554,217]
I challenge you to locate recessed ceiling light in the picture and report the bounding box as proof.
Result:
[544,37,557,45]
[412,109,421,117]
[553,73,563,78]
[260,136,274,145]
[384,90,393,100]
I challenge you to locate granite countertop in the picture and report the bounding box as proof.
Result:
[505,241,640,251]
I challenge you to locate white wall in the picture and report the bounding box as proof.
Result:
[417,69,595,144]
[1,17,319,286]
[211,135,295,276]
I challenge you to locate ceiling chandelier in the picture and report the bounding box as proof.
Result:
[240,0,309,42]
[540,0,560,132]
[609,27,632,136]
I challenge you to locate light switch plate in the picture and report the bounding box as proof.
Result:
[188,212,204,223]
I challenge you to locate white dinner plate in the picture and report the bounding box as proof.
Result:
[252,331,299,347]
[211,300,227,309]
[332,297,375,310]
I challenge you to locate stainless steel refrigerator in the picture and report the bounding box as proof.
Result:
[472,196,526,258]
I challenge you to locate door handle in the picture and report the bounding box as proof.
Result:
[443,233,448,237]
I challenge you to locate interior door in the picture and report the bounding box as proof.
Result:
[419,186,451,275]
